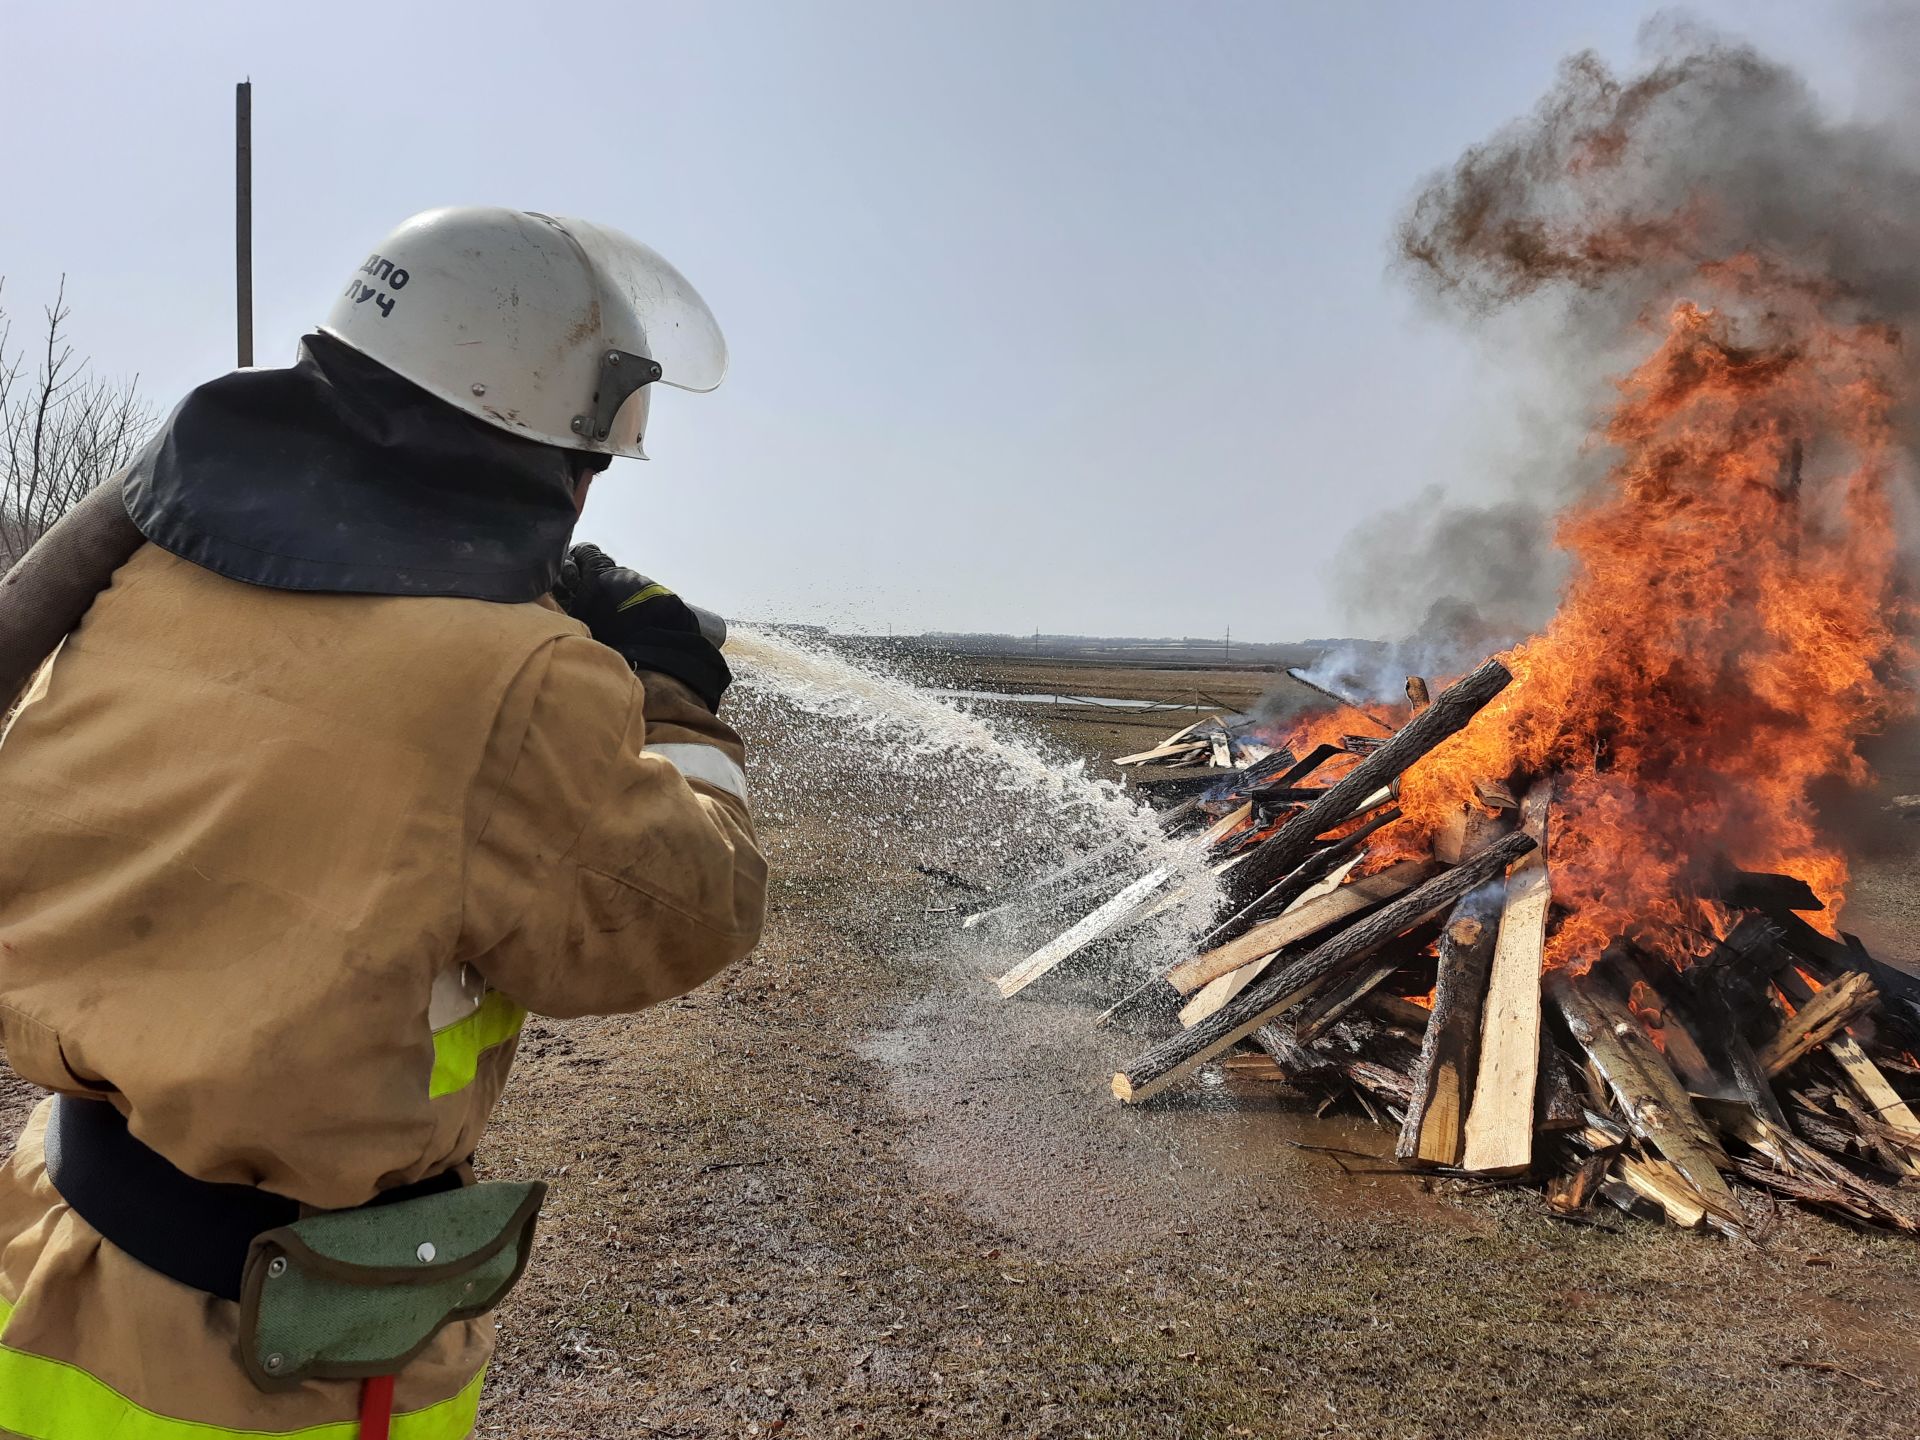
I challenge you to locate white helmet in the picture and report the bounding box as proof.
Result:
[318,206,726,459]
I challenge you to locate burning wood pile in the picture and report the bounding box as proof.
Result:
[989,661,1920,1237]
[983,262,1920,1238]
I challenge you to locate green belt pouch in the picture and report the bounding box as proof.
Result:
[237,1180,546,1390]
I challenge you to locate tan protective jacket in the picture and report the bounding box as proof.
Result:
[0,544,765,1436]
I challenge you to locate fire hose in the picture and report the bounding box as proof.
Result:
[0,479,725,715]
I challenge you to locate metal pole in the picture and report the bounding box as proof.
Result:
[235,80,253,368]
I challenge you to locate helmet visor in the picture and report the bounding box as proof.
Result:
[540,215,729,393]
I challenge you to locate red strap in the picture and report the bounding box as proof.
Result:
[359,1375,396,1440]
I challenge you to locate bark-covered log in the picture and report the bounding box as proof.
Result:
[1112,831,1534,1104]
[1294,957,1402,1045]
[1252,1022,1336,1080]
[1214,805,1403,930]
[1231,658,1513,893]
[1767,910,1854,971]
[1535,1045,1588,1134]
[1397,889,1502,1166]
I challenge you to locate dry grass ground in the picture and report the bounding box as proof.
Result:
[7,653,1920,1438]
[475,656,1920,1438]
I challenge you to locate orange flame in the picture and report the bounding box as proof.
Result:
[1397,259,1907,969]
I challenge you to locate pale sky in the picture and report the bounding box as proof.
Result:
[0,2,1868,640]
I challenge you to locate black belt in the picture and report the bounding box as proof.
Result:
[44,1094,466,1303]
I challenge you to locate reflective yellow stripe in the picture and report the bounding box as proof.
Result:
[428,990,525,1099]
[0,1293,483,1439]
[614,582,673,612]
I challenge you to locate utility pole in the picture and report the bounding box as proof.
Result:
[1224,624,1231,663]
[235,80,254,368]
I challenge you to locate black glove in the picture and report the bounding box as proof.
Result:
[556,544,732,710]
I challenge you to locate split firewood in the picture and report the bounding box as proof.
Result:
[1548,968,1740,1230]
[1613,1153,1732,1234]
[1405,675,1431,716]
[1758,971,1878,1075]
[1435,794,1518,867]
[1461,778,1552,1175]
[1220,1050,1287,1080]
[1546,1153,1609,1215]
[1602,947,1721,1101]
[1771,968,1920,1173]
[1232,658,1513,893]
[1111,832,1533,1104]
[1767,910,1855,971]
[1168,858,1433,997]
[1706,1101,1920,1234]
[1177,858,1363,1027]
[1398,889,1502,1166]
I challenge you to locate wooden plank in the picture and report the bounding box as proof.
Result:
[1459,779,1552,1175]
[1827,1035,1920,1138]
[1196,801,1252,851]
[1112,833,1533,1104]
[1230,659,1513,892]
[1166,859,1433,997]
[1177,858,1362,1027]
[1548,969,1741,1230]
[1113,740,1209,767]
[1398,889,1502,1166]
[993,868,1170,997]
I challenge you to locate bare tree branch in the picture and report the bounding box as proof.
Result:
[1,276,154,565]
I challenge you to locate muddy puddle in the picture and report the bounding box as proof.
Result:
[859,966,1486,1262]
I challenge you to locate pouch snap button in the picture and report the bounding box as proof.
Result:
[266,1257,288,1279]
[416,1241,437,1263]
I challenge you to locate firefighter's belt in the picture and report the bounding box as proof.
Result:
[41,1094,519,1301]
[237,1179,545,1390]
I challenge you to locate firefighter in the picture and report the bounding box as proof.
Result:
[0,207,766,1436]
